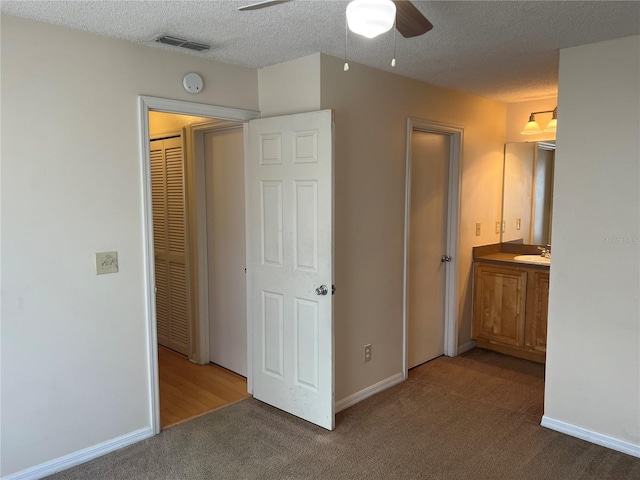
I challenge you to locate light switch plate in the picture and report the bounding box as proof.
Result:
[96,251,118,275]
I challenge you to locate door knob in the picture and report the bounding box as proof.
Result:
[315,285,329,296]
[441,255,452,263]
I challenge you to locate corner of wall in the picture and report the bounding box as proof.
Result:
[258,53,322,116]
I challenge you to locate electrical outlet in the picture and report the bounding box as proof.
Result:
[96,251,118,275]
[516,218,521,230]
[495,221,501,234]
[475,223,481,236]
[502,221,506,233]
[364,344,372,363]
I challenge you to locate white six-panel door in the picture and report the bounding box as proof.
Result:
[246,110,334,430]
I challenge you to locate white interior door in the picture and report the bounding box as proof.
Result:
[246,110,334,430]
[204,126,247,376]
[407,130,449,368]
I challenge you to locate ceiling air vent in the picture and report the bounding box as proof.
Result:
[156,35,210,52]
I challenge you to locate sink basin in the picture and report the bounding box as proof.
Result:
[514,255,551,265]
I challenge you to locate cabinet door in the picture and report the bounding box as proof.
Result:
[473,264,527,347]
[529,271,549,352]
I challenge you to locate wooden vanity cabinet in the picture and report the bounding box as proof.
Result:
[528,271,549,354]
[473,262,549,363]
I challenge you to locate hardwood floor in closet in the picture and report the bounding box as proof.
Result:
[158,346,250,429]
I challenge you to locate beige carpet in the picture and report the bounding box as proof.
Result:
[46,348,640,479]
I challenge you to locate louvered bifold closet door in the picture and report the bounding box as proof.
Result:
[150,136,190,355]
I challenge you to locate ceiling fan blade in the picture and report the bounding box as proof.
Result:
[238,0,291,11]
[394,1,433,38]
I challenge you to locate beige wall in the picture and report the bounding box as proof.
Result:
[0,15,258,477]
[544,36,639,448]
[259,53,321,117]
[319,54,506,400]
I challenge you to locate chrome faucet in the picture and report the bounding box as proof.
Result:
[537,245,551,258]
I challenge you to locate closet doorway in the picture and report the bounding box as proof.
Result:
[149,112,249,428]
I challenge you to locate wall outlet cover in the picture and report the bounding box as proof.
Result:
[364,344,372,362]
[96,251,118,275]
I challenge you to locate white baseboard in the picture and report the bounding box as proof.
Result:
[541,415,640,458]
[3,427,154,480]
[457,340,476,355]
[335,372,404,413]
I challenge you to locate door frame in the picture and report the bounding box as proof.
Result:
[402,118,464,378]
[138,96,259,434]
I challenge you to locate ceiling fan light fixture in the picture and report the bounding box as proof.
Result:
[346,0,396,39]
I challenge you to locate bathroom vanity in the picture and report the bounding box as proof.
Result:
[472,243,549,364]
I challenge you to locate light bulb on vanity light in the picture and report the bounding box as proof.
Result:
[521,114,543,135]
[544,107,558,133]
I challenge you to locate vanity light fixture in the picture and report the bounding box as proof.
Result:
[346,0,396,39]
[521,107,558,135]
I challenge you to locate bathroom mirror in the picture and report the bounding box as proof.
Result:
[501,141,555,245]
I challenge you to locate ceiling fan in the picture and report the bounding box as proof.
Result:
[238,0,433,38]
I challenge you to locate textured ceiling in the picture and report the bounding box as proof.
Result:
[2,0,639,102]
